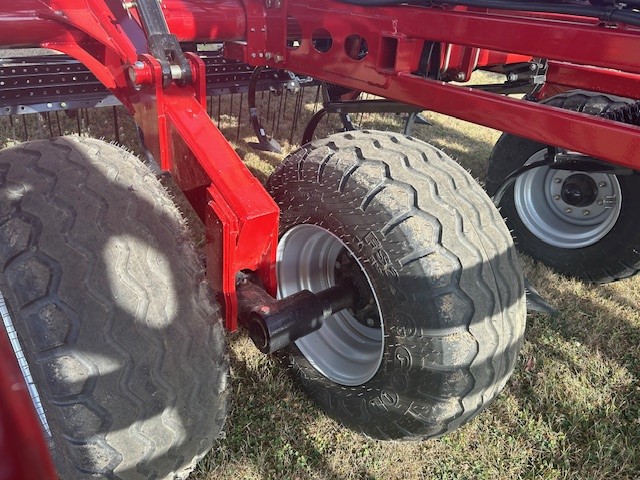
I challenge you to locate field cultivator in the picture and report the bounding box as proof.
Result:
[1,1,640,479]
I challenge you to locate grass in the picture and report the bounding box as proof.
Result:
[2,73,639,479]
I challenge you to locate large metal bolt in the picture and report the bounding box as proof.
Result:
[128,60,152,86]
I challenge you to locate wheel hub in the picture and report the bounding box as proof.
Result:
[560,173,598,207]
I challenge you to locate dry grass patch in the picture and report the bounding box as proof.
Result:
[1,76,638,479]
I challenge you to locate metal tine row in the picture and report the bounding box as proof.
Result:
[0,86,413,155]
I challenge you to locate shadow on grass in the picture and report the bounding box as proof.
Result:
[194,333,348,480]
[503,259,640,477]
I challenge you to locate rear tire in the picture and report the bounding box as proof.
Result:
[267,131,526,440]
[0,137,228,479]
[486,90,640,283]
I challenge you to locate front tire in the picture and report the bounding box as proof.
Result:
[267,131,526,440]
[0,137,228,479]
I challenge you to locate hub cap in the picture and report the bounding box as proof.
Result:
[276,224,383,386]
[513,151,622,249]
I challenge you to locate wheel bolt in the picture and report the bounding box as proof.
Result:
[565,207,573,213]
[553,194,561,200]
[554,178,562,184]
[335,261,341,269]
[599,181,607,187]
[366,318,375,327]
[597,199,604,205]
[583,210,590,216]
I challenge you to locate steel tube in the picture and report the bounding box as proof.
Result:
[0,0,246,48]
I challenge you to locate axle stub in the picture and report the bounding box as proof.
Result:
[236,273,359,354]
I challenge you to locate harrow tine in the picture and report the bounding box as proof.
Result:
[236,92,243,142]
[113,106,120,144]
[22,115,27,141]
[217,95,222,126]
[275,90,284,137]
[55,111,61,135]
[46,112,53,138]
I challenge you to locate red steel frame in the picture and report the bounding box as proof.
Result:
[2,1,640,478]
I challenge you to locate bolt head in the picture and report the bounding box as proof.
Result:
[597,199,604,205]
[599,181,607,188]
[583,210,591,216]
[565,207,573,213]
[554,178,562,184]
[553,194,561,201]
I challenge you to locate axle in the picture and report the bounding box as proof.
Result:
[236,274,359,354]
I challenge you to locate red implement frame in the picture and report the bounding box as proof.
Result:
[2,1,640,478]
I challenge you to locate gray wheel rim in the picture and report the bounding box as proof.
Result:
[276,224,384,386]
[0,290,51,437]
[513,150,622,249]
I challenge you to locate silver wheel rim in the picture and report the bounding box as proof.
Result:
[276,224,384,386]
[513,150,622,249]
[0,290,51,437]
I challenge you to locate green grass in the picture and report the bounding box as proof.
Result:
[2,76,639,480]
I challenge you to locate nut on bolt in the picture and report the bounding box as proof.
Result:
[128,60,152,86]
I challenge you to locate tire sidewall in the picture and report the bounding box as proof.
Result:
[273,158,475,438]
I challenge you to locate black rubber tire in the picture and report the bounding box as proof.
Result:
[267,130,526,440]
[0,137,228,479]
[486,90,640,283]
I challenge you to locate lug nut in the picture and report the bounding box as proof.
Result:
[553,194,561,200]
[554,178,562,184]
[565,207,573,213]
[597,199,604,205]
[599,181,607,187]
[583,210,591,216]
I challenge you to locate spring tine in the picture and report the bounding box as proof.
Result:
[229,93,234,129]
[55,111,61,135]
[270,92,278,133]
[113,106,120,144]
[8,114,13,127]
[312,85,321,114]
[266,90,272,123]
[289,88,304,145]
[76,111,81,135]
[217,95,222,125]
[46,112,53,138]
[22,115,28,141]
[275,89,284,137]
[236,92,243,142]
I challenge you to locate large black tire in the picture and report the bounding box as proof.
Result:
[267,130,526,440]
[0,137,228,479]
[486,90,640,283]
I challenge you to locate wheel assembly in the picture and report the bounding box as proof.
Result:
[487,90,640,283]
[0,137,229,480]
[267,130,526,440]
